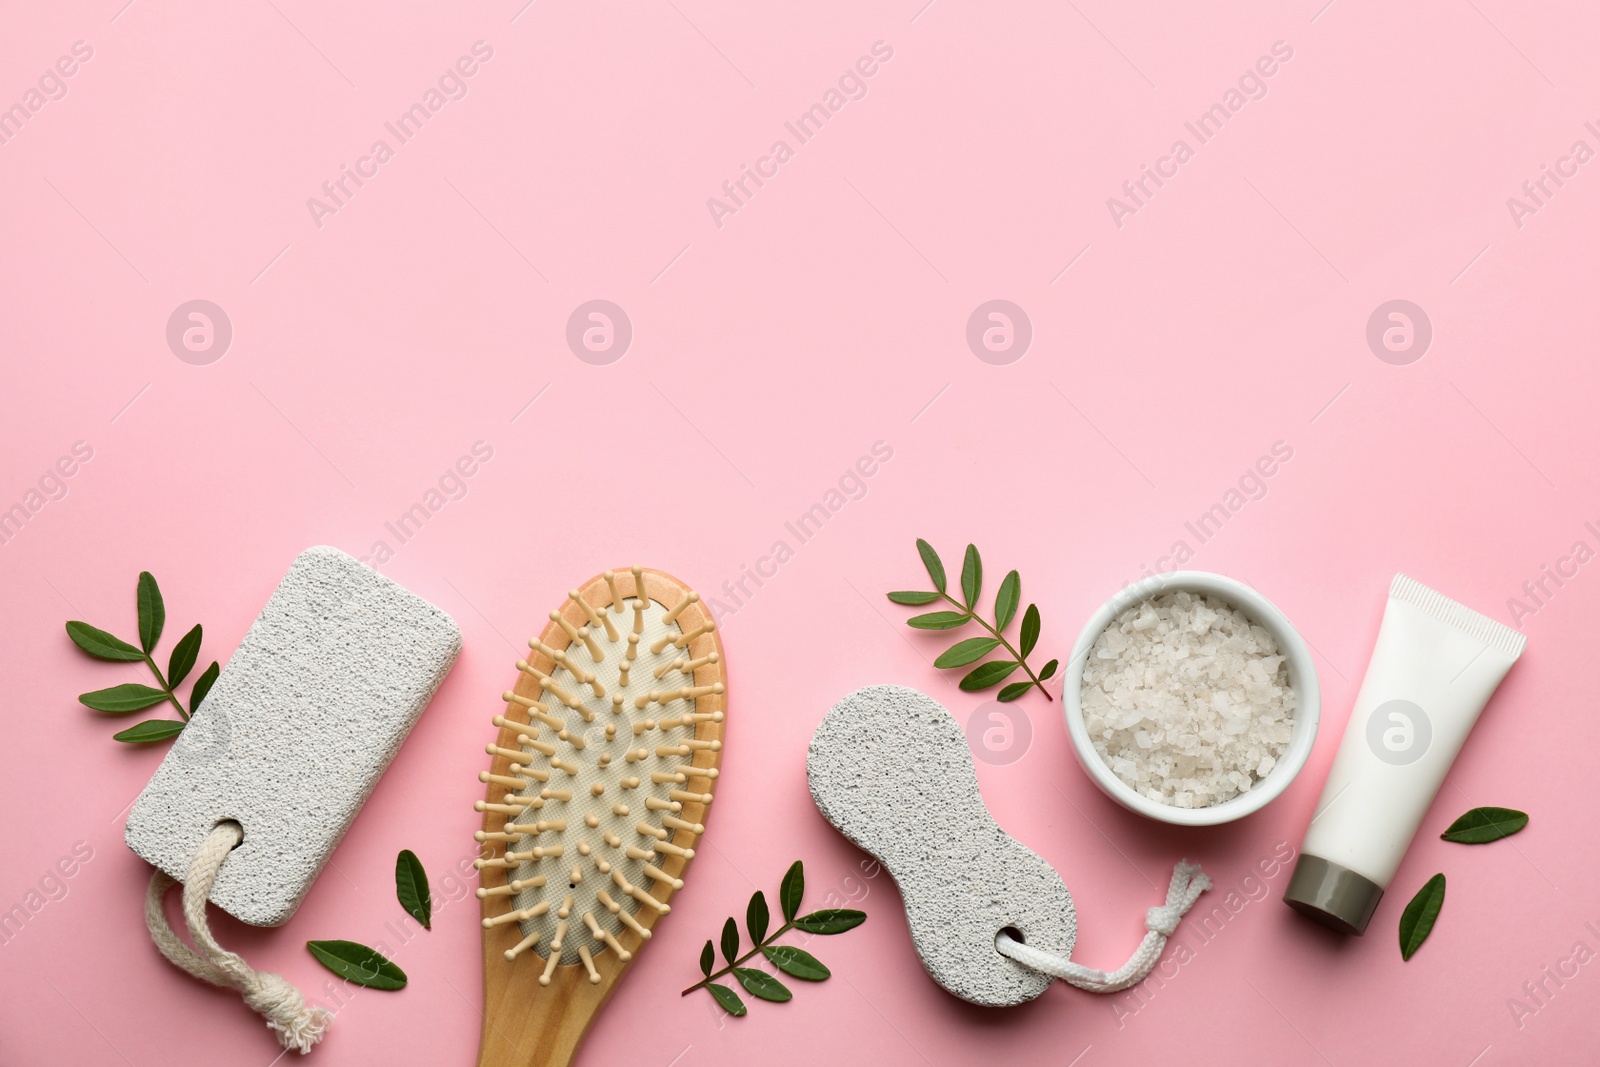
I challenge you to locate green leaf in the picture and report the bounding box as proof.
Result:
[1039,658,1059,681]
[997,681,1032,702]
[960,544,982,609]
[792,909,866,935]
[721,916,740,966]
[189,662,220,715]
[707,982,746,1016]
[906,611,969,631]
[887,590,940,605]
[65,621,144,662]
[1441,807,1529,844]
[959,660,1021,691]
[1020,604,1041,658]
[395,849,432,929]
[80,683,170,714]
[934,637,1001,669]
[747,890,770,946]
[778,860,804,923]
[763,945,830,981]
[994,570,1020,631]
[136,572,165,654]
[700,940,715,977]
[167,624,202,690]
[915,539,946,593]
[1398,874,1445,960]
[306,940,407,990]
[112,719,186,744]
[733,967,791,1002]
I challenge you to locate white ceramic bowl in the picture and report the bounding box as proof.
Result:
[1062,571,1319,826]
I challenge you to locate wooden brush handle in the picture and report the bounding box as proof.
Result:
[476,940,624,1067]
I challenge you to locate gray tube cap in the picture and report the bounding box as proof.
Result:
[1283,855,1383,935]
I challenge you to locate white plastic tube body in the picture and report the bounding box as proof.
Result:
[1300,575,1526,890]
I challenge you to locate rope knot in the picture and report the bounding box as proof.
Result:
[1144,905,1182,937]
[994,860,1212,995]
[241,972,330,1054]
[146,824,331,1055]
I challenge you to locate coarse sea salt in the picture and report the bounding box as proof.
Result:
[1080,590,1295,808]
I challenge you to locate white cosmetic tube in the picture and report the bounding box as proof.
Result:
[1284,574,1526,934]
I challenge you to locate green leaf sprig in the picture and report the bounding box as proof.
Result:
[888,539,1056,702]
[1440,806,1528,844]
[1396,806,1531,960]
[302,851,433,991]
[65,571,219,745]
[681,860,865,1015]
[1398,873,1445,961]
[395,849,433,929]
[306,939,408,990]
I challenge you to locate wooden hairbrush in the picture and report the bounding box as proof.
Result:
[474,566,725,1067]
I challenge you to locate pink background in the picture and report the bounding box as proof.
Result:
[3,0,1596,1063]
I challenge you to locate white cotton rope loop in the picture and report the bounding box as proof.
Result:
[995,861,1212,994]
[145,823,330,1054]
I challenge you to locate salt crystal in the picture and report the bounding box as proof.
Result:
[1082,591,1295,807]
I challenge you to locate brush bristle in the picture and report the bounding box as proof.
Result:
[477,568,722,969]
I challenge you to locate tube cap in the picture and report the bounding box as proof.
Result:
[1283,855,1383,935]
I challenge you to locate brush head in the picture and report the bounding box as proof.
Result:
[475,567,723,990]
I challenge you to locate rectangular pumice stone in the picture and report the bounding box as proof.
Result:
[125,546,462,927]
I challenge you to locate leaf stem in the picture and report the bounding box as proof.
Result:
[680,921,795,995]
[142,654,189,722]
[938,592,1054,702]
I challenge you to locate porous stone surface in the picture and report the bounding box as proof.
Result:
[807,684,1076,1006]
[125,546,461,926]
